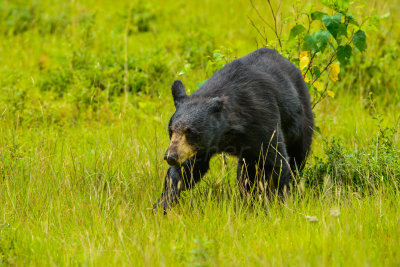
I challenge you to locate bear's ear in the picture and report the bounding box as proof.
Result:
[171,80,187,108]
[208,97,225,112]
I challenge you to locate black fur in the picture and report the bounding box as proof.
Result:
[154,48,314,212]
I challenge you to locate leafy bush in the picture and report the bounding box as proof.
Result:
[38,67,73,97]
[304,125,399,190]
[0,2,72,35]
[37,47,171,106]
[250,0,369,108]
[116,1,157,34]
[1,3,38,35]
[179,30,216,68]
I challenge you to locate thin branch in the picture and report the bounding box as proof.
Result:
[312,53,336,84]
[250,0,275,32]
[302,52,317,78]
[248,16,268,45]
[123,6,132,110]
[312,79,330,109]
[307,14,312,34]
[266,0,283,51]
[249,0,283,51]
[279,4,284,38]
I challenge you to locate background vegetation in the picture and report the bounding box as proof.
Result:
[0,0,399,265]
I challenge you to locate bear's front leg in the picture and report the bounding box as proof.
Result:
[153,155,210,213]
[153,166,182,213]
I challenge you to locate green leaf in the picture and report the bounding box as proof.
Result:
[303,34,319,53]
[353,30,367,52]
[322,14,342,39]
[338,23,347,38]
[332,14,342,22]
[346,14,359,26]
[282,16,295,24]
[311,11,328,21]
[337,0,350,11]
[196,80,207,88]
[213,52,221,58]
[313,30,330,52]
[321,0,350,12]
[337,45,352,65]
[380,13,390,19]
[289,24,306,40]
[313,67,321,79]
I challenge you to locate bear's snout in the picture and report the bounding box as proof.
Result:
[164,132,197,165]
[164,151,179,166]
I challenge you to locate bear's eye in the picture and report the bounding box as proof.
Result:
[185,127,198,137]
[186,127,193,134]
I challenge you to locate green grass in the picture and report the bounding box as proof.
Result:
[1,0,400,265]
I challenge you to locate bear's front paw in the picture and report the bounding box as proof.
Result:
[152,198,170,215]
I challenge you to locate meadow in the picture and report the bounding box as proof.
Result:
[0,0,399,265]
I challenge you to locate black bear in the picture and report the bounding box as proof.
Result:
[154,48,314,212]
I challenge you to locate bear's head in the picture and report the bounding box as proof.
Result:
[164,80,226,166]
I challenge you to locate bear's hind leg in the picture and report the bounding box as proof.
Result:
[262,137,291,196]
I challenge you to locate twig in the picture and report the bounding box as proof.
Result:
[266,0,283,51]
[248,16,268,45]
[311,53,336,85]
[123,6,132,110]
[302,52,317,78]
[249,0,283,51]
[312,79,330,109]
[250,0,275,32]
[307,14,312,34]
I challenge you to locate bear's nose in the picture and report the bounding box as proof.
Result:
[164,152,179,166]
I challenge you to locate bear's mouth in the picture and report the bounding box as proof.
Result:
[164,132,197,165]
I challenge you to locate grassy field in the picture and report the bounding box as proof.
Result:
[1,0,400,265]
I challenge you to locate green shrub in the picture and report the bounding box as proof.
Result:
[250,0,369,108]
[304,125,399,190]
[0,2,72,35]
